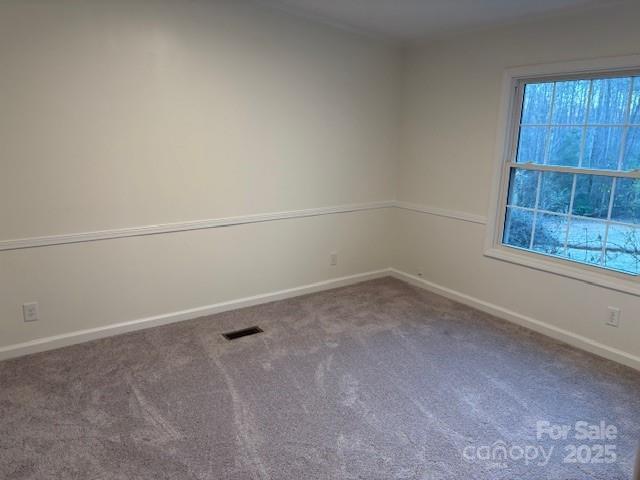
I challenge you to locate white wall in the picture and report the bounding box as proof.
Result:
[0,0,399,351]
[395,2,640,365]
[3,0,639,368]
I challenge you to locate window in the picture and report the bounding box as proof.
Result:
[500,73,640,276]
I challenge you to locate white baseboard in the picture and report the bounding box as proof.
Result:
[0,269,391,361]
[4,266,638,371]
[389,268,640,371]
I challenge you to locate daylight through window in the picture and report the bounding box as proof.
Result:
[502,74,640,275]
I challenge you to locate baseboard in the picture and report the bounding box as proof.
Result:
[389,268,640,371]
[0,269,391,361]
[5,267,638,371]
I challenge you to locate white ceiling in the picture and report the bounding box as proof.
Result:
[257,0,621,41]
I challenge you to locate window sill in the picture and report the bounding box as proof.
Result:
[484,246,640,297]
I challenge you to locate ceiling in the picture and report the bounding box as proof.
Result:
[257,0,622,41]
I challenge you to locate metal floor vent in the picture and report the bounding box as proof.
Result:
[222,326,263,341]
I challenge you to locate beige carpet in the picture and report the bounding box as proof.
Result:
[1,277,639,479]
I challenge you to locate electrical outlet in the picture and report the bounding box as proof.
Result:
[23,302,39,322]
[329,252,338,266]
[606,306,621,327]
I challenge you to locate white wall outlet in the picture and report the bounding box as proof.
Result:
[329,252,338,266]
[23,302,39,322]
[606,306,621,327]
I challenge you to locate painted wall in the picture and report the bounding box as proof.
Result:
[395,2,640,364]
[3,0,638,367]
[0,0,399,350]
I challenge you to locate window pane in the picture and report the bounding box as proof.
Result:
[572,175,613,219]
[551,80,589,124]
[623,127,640,171]
[630,78,640,124]
[521,83,553,125]
[539,171,573,213]
[582,127,623,170]
[505,76,640,275]
[588,77,631,124]
[547,127,581,166]
[611,178,640,225]
[503,208,533,249]
[606,225,640,274]
[516,126,547,163]
[507,169,538,208]
[532,213,567,255]
[565,218,606,266]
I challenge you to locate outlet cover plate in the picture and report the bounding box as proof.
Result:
[23,302,39,322]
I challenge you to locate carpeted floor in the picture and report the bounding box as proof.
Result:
[1,277,639,479]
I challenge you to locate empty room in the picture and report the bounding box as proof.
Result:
[2,0,640,478]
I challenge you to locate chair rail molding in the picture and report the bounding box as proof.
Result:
[0,200,494,251]
[394,201,488,225]
[0,201,395,251]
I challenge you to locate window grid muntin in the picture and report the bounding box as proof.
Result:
[505,203,640,229]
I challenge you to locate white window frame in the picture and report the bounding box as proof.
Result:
[485,54,640,297]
